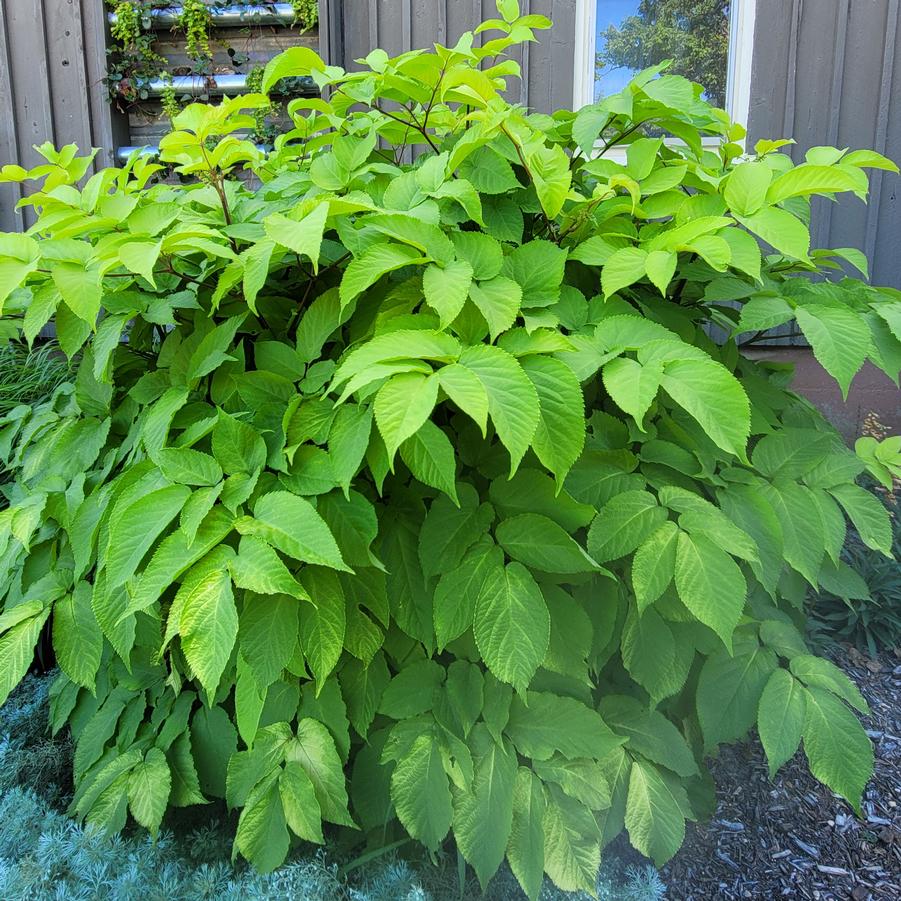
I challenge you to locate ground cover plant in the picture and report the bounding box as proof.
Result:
[0,1,899,895]
[0,673,667,901]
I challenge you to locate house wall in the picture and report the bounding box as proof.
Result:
[747,0,900,289]
[337,0,901,290]
[336,0,578,114]
[0,0,125,232]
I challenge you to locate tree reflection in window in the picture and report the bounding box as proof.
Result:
[595,1,731,107]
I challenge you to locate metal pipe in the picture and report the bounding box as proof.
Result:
[115,141,270,164]
[145,73,249,96]
[109,3,299,28]
[138,72,314,96]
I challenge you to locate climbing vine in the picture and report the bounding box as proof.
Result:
[106,1,168,103]
[180,0,213,62]
[105,1,319,111]
[291,0,319,29]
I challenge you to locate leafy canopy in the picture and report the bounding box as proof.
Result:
[0,1,896,894]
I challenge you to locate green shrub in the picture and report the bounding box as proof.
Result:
[808,490,901,655]
[0,1,898,894]
[0,341,71,416]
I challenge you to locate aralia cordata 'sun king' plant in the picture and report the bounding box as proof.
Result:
[0,0,898,894]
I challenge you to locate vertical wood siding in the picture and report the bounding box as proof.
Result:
[337,0,577,113]
[0,0,122,232]
[748,0,901,288]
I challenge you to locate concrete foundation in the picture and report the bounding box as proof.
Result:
[747,347,901,442]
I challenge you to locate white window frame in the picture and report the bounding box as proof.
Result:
[573,0,757,140]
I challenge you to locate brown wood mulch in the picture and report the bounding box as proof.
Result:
[660,645,900,900]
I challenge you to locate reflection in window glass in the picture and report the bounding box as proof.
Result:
[594,1,731,107]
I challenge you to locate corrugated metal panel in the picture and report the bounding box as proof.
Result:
[0,0,121,231]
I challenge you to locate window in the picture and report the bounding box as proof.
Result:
[573,1,756,130]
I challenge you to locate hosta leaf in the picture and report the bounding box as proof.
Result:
[473,561,549,695]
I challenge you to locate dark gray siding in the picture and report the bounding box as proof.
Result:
[0,0,125,232]
[741,0,900,288]
[336,0,577,113]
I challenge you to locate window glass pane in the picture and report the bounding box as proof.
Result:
[594,1,732,107]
